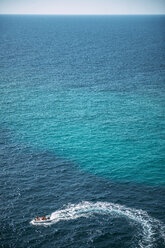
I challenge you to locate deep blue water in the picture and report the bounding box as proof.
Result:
[0,15,165,248]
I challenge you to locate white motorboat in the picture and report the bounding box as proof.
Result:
[31,216,51,225]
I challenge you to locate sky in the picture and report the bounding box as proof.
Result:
[0,0,165,15]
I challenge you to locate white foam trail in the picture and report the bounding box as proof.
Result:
[30,201,165,248]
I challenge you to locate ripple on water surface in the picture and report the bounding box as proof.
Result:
[0,15,165,248]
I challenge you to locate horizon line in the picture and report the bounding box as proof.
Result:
[0,13,165,16]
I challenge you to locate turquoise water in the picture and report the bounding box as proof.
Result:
[1,16,165,184]
[2,81,165,184]
[1,15,165,248]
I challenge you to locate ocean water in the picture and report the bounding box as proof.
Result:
[0,15,165,247]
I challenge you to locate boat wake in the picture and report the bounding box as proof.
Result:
[30,201,165,248]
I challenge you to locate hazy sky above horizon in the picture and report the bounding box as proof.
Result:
[0,0,165,15]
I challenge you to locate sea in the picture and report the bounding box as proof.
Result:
[0,15,165,248]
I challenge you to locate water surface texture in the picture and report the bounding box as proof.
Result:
[0,15,165,247]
